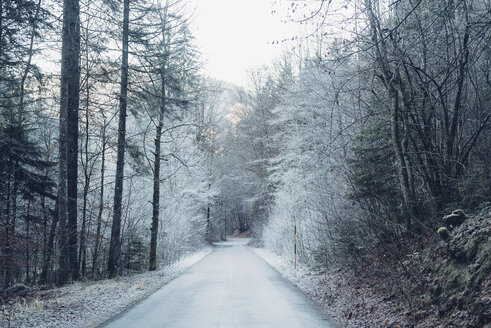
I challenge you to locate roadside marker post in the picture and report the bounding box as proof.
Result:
[294,225,297,270]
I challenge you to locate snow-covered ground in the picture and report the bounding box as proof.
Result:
[254,248,406,328]
[1,248,212,328]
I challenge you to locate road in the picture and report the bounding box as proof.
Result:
[101,239,337,328]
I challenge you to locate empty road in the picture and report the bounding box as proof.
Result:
[101,239,337,328]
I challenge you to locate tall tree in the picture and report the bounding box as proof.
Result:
[107,0,130,278]
[58,0,81,284]
[142,1,201,271]
[92,119,107,277]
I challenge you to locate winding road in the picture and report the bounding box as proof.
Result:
[101,239,337,328]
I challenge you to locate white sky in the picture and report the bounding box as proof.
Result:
[188,0,296,87]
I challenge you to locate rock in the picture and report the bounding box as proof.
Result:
[437,227,450,241]
[443,209,467,229]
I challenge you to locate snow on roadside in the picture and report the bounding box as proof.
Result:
[254,247,406,328]
[2,247,212,328]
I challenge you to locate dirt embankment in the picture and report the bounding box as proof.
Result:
[256,207,490,328]
[408,207,490,327]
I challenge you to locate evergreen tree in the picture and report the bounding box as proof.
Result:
[0,119,55,288]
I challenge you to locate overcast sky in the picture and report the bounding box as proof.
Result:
[188,0,296,87]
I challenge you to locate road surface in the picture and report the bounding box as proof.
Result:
[101,239,337,328]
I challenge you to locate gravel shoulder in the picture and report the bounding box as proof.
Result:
[1,248,212,328]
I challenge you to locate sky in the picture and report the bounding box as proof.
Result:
[188,0,296,87]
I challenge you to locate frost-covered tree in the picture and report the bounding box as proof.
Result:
[259,0,491,271]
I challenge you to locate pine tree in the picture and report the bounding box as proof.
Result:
[0,120,55,288]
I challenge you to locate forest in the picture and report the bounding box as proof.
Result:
[0,0,490,327]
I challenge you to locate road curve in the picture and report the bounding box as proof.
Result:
[100,239,337,328]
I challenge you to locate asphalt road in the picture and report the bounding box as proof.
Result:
[101,239,337,328]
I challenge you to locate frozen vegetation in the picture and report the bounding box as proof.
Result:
[1,249,211,328]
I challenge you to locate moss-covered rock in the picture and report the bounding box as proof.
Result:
[443,209,468,230]
[437,227,450,241]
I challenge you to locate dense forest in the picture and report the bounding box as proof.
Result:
[0,0,489,326]
[0,0,214,286]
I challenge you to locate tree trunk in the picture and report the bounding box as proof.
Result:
[40,204,57,284]
[92,122,106,276]
[149,114,163,271]
[25,199,31,283]
[40,140,56,285]
[79,38,91,277]
[58,0,81,284]
[390,88,416,228]
[79,170,88,277]
[108,0,130,278]
[65,0,81,282]
[41,194,48,279]
[206,204,211,241]
[365,0,416,228]
[57,85,69,285]
[3,165,12,288]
